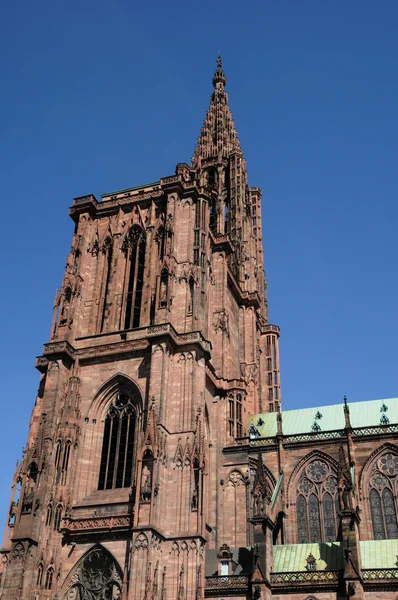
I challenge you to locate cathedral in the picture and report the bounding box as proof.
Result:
[1,58,398,600]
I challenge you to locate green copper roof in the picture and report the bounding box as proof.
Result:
[360,540,398,568]
[249,397,398,437]
[100,181,160,198]
[273,542,343,572]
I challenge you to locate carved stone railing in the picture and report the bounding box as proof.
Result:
[62,515,130,533]
[352,424,398,436]
[270,570,342,586]
[73,194,98,205]
[205,575,249,589]
[283,430,345,444]
[160,175,180,185]
[263,324,280,334]
[362,568,398,581]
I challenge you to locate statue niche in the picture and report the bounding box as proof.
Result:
[140,451,154,502]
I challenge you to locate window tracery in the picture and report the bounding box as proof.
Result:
[62,547,122,600]
[368,451,398,540]
[295,459,338,543]
[45,567,54,590]
[46,503,53,527]
[98,393,139,491]
[54,504,63,531]
[37,563,44,587]
[123,225,146,330]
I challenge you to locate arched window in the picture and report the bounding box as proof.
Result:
[209,199,216,231]
[98,393,138,491]
[45,567,54,590]
[55,440,62,484]
[100,237,114,332]
[37,563,44,587]
[191,459,200,511]
[224,203,230,235]
[123,225,146,329]
[54,504,63,531]
[62,546,122,599]
[61,440,71,485]
[295,459,338,543]
[368,452,398,540]
[46,503,53,526]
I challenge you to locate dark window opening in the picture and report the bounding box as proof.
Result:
[209,201,216,231]
[101,241,114,332]
[224,204,230,235]
[46,504,53,527]
[45,568,54,590]
[37,564,44,587]
[54,505,62,531]
[124,226,146,330]
[98,393,137,491]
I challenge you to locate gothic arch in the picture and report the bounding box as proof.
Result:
[287,449,338,505]
[223,469,248,547]
[359,442,398,493]
[288,450,339,544]
[86,373,144,421]
[359,443,398,540]
[80,374,144,495]
[60,544,122,600]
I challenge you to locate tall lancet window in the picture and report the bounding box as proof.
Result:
[368,452,398,540]
[101,237,114,332]
[98,393,138,490]
[123,225,146,329]
[295,459,338,543]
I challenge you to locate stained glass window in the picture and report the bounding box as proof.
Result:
[323,492,336,542]
[296,494,308,543]
[98,393,138,491]
[382,488,398,539]
[370,488,385,540]
[309,494,321,542]
[295,459,338,543]
[369,452,398,540]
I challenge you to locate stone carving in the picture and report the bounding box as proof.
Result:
[63,547,122,600]
[140,464,152,502]
[12,542,25,561]
[64,515,130,531]
[213,310,229,335]
[191,486,198,510]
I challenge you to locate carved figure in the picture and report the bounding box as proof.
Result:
[141,465,152,501]
[160,279,167,306]
[191,486,198,510]
[8,501,17,525]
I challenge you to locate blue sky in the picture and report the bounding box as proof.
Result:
[1,1,397,520]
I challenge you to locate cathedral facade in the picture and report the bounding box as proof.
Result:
[1,59,397,600]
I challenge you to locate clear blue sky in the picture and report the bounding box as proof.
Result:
[1,1,397,521]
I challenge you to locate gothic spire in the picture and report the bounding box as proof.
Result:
[192,56,242,165]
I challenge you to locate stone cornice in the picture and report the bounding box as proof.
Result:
[39,324,211,366]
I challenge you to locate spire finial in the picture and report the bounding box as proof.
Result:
[212,54,226,89]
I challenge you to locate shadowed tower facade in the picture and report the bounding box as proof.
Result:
[0,58,281,600]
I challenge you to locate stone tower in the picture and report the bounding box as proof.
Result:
[0,58,281,600]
